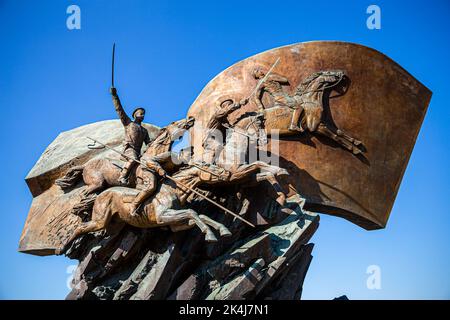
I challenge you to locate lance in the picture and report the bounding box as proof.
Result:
[191,163,223,178]
[86,137,255,228]
[208,58,280,142]
[111,43,116,87]
[247,57,280,100]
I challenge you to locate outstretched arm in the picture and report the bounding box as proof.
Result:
[224,98,248,115]
[110,87,131,126]
[269,73,290,85]
[144,158,166,177]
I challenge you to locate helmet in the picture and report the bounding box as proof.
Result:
[132,107,146,118]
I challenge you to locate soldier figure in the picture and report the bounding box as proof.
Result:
[110,87,151,185]
[252,67,303,132]
[130,153,167,216]
[202,97,248,164]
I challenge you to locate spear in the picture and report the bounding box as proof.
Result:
[86,137,255,228]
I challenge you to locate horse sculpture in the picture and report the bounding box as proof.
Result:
[55,118,194,194]
[54,117,194,218]
[56,113,288,254]
[261,69,363,155]
[214,113,287,205]
[56,159,287,255]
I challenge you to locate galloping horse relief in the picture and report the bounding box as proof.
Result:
[54,64,366,253]
[254,66,364,155]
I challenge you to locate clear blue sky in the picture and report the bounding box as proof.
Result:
[0,0,449,299]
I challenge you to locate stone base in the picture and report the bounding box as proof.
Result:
[66,194,319,300]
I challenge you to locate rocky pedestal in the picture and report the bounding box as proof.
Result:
[65,193,319,300]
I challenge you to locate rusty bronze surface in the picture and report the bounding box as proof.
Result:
[17,41,431,300]
[188,41,431,230]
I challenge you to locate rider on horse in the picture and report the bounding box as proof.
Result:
[110,86,151,185]
[252,67,303,132]
[130,118,195,217]
[202,97,248,165]
[130,152,168,217]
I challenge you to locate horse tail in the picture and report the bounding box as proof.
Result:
[55,165,84,191]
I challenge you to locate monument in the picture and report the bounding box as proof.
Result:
[18,41,431,300]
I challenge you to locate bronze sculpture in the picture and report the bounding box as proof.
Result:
[253,67,362,154]
[56,107,288,253]
[19,41,431,300]
[202,97,248,164]
[110,87,151,185]
[55,117,195,219]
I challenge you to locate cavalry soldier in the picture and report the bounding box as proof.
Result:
[190,159,231,186]
[202,97,248,164]
[110,86,151,185]
[252,67,303,132]
[129,117,196,216]
[129,152,168,216]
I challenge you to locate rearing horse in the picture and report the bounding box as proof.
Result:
[54,117,194,217]
[56,158,288,255]
[215,113,288,205]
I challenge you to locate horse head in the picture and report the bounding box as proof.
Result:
[167,116,195,141]
[296,70,346,96]
[145,117,195,157]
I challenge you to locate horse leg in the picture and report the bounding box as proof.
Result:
[229,161,288,182]
[255,172,286,206]
[71,173,105,217]
[81,182,103,197]
[161,208,218,242]
[130,172,157,216]
[249,161,289,177]
[187,210,218,242]
[198,214,232,237]
[228,162,259,182]
[289,107,304,132]
[57,193,115,255]
[316,123,361,154]
[336,128,361,145]
[227,162,287,205]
